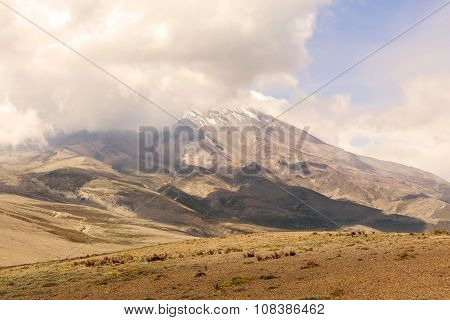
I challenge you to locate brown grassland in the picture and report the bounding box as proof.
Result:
[0,231,449,300]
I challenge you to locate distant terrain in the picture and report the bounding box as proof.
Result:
[1,231,448,300]
[0,109,449,266]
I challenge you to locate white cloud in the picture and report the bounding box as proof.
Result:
[278,75,450,180]
[0,0,331,143]
[271,6,450,181]
[0,100,49,146]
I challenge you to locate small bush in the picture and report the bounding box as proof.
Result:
[255,250,296,261]
[225,247,242,254]
[431,230,450,236]
[243,251,255,258]
[83,260,96,267]
[78,254,134,267]
[271,251,282,259]
[146,253,168,262]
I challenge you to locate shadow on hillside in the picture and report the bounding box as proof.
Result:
[174,171,428,232]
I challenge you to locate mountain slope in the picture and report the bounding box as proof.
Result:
[0,193,195,266]
[178,108,449,225]
[1,108,449,265]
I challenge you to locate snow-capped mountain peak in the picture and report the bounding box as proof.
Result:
[182,107,271,127]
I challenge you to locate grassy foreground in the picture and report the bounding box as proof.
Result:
[0,231,449,299]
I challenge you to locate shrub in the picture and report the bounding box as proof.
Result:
[431,230,450,236]
[146,253,168,262]
[77,254,134,267]
[225,247,242,254]
[243,251,255,258]
[84,260,96,267]
[271,251,282,259]
[283,250,296,256]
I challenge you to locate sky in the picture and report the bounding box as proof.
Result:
[0,0,449,180]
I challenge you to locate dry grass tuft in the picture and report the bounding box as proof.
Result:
[225,247,243,254]
[243,251,255,258]
[76,254,134,267]
[255,250,297,261]
[286,249,296,256]
[271,251,282,259]
[430,230,450,236]
[145,253,168,262]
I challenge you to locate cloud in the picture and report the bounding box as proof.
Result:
[1,0,448,181]
[278,74,450,180]
[0,0,331,144]
[271,4,450,181]
[0,100,49,146]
